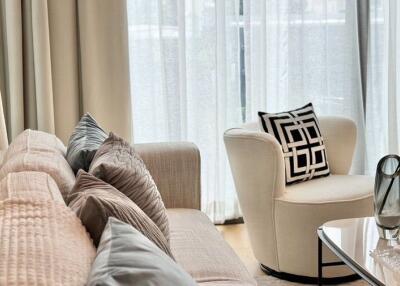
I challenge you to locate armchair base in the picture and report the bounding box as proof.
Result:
[260,264,360,285]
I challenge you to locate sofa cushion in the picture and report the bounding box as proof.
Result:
[277,175,374,204]
[68,171,172,257]
[3,129,66,162]
[0,171,64,203]
[0,199,96,285]
[258,103,330,185]
[0,152,75,200]
[89,132,169,241]
[167,209,256,285]
[66,113,107,174]
[87,217,196,286]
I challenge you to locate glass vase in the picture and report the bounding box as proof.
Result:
[374,155,400,240]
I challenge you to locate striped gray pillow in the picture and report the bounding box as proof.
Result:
[66,113,107,174]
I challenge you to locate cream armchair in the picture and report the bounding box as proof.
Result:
[224,116,374,282]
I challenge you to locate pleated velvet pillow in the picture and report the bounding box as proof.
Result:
[66,113,107,174]
[89,133,170,242]
[67,170,173,257]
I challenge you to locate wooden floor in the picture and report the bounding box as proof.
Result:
[216,223,367,286]
[216,223,264,277]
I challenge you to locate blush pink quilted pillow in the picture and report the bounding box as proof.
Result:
[0,199,96,285]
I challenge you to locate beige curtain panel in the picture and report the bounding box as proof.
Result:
[0,0,132,143]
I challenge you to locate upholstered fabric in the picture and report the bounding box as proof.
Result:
[3,129,66,162]
[224,116,374,278]
[278,175,374,204]
[0,171,64,203]
[87,217,195,286]
[68,171,172,257]
[275,175,374,277]
[135,142,201,210]
[318,116,357,175]
[66,113,107,174]
[275,187,373,277]
[0,199,96,285]
[167,209,257,285]
[0,152,75,200]
[224,127,285,270]
[258,103,330,184]
[89,133,170,241]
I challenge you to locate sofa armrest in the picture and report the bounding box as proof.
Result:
[134,142,201,210]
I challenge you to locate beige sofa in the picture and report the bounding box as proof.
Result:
[0,138,256,285]
[136,142,256,285]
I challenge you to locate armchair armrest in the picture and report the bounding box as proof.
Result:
[224,128,285,269]
[134,142,201,210]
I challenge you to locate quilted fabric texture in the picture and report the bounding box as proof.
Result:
[0,171,64,203]
[68,170,173,257]
[89,133,170,241]
[0,152,75,200]
[0,199,96,286]
[66,113,107,174]
[87,218,196,286]
[3,129,66,162]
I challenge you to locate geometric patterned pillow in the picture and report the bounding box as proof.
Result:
[258,103,330,185]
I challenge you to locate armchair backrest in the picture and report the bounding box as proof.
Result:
[240,116,357,175]
[317,116,357,174]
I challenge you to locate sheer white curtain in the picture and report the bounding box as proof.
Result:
[366,0,400,174]
[127,0,242,223]
[244,0,366,173]
[127,0,371,223]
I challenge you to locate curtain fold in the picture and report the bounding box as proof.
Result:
[365,0,400,174]
[127,0,243,223]
[357,0,370,113]
[0,0,132,143]
[244,0,366,174]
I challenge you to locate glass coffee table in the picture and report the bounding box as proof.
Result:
[318,217,400,286]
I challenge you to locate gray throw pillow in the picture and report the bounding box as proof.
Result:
[66,113,107,174]
[87,217,197,286]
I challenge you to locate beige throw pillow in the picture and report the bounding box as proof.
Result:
[89,133,170,241]
[0,199,96,286]
[0,171,64,203]
[68,171,173,258]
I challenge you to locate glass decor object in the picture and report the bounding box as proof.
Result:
[374,155,400,240]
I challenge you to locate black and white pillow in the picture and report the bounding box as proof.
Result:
[258,103,330,185]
